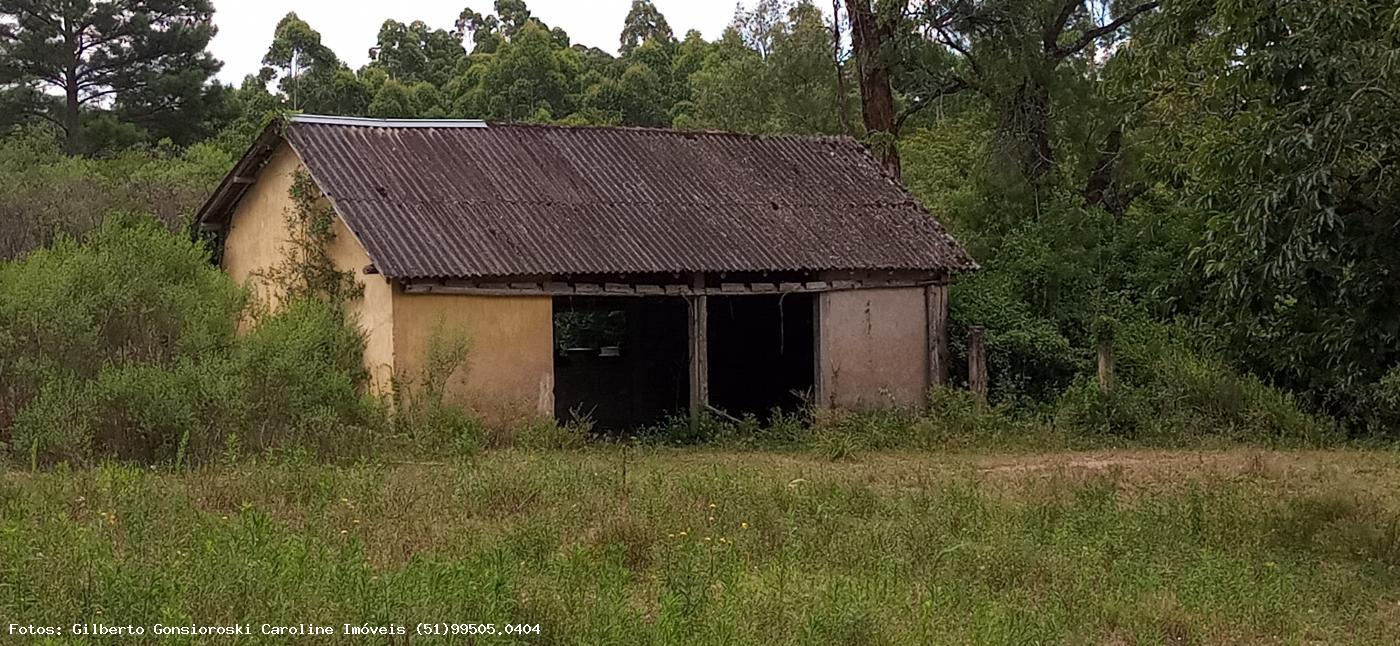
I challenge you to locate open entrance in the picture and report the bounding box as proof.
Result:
[707,294,815,419]
[553,296,689,431]
[553,292,816,432]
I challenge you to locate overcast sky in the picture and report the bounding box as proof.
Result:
[209,1,757,84]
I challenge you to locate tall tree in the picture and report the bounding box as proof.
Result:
[846,0,899,175]
[367,20,465,88]
[620,0,675,55]
[769,2,845,134]
[260,13,368,115]
[0,0,220,153]
[1124,0,1400,398]
[908,0,1160,181]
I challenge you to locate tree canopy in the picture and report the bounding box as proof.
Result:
[2,0,1399,434]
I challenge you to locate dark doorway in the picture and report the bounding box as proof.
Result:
[707,294,815,419]
[553,297,689,431]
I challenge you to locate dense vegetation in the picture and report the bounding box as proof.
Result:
[1,0,1398,462]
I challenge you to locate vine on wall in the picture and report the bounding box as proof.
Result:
[255,170,362,307]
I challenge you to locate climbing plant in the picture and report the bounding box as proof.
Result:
[255,170,361,307]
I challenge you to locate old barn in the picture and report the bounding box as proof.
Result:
[196,115,975,428]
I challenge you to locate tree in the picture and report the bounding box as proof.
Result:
[477,20,570,121]
[367,20,465,88]
[456,8,503,53]
[907,0,1160,181]
[769,2,846,134]
[0,0,220,153]
[260,13,368,115]
[846,0,899,175]
[1123,0,1400,403]
[688,28,774,133]
[620,0,675,55]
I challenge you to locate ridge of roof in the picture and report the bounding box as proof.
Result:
[290,114,858,144]
[477,120,858,143]
[289,114,488,128]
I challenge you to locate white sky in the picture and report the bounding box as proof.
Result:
[210,0,753,84]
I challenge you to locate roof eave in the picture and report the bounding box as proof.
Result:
[193,119,287,231]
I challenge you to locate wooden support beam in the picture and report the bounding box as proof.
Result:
[401,276,944,297]
[688,274,709,430]
[968,326,988,405]
[1097,338,1115,394]
[925,284,950,389]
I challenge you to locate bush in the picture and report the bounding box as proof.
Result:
[235,298,374,444]
[0,219,382,466]
[1053,350,1329,446]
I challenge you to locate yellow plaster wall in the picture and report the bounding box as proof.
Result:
[222,142,299,308]
[220,142,397,396]
[390,291,555,423]
[326,217,396,395]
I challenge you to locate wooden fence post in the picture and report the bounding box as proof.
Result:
[925,283,950,390]
[688,274,709,432]
[1097,338,1115,394]
[968,325,988,404]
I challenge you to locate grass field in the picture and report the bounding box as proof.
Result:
[4,448,1400,644]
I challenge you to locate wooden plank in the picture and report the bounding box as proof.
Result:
[1098,339,1115,394]
[968,326,988,404]
[400,277,939,297]
[926,284,950,389]
[688,274,709,431]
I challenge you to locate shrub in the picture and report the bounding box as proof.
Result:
[1,219,383,466]
[234,298,371,440]
[0,215,243,463]
[1054,350,1329,445]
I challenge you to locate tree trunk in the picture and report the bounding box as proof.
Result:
[1084,127,1144,218]
[61,15,82,155]
[63,73,82,155]
[832,0,851,136]
[1000,78,1053,182]
[846,0,900,177]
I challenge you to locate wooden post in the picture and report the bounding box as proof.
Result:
[968,325,988,404]
[688,274,709,430]
[1097,338,1115,394]
[925,283,949,390]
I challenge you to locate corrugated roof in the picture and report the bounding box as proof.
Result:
[205,115,976,280]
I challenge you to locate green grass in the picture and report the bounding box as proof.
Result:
[3,448,1400,644]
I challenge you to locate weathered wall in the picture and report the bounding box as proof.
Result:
[817,287,929,409]
[221,142,397,395]
[391,291,554,423]
[326,217,395,395]
[222,142,298,307]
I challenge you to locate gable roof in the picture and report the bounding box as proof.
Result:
[197,115,976,280]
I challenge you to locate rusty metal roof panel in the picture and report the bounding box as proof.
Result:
[279,117,976,279]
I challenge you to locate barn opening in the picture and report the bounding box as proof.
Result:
[553,292,816,432]
[707,294,815,420]
[553,296,690,431]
